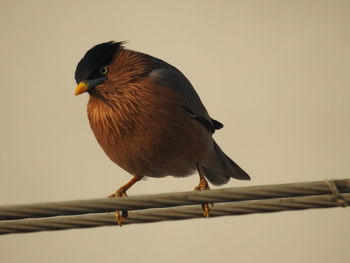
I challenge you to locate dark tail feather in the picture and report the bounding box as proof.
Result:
[200,140,250,186]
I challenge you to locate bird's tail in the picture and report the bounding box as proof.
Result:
[200,140,250,186]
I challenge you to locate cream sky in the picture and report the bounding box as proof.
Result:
[0,1,349,263]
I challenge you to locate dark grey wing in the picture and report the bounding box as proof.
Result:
[145,54,250,183]
[147,57,222,133]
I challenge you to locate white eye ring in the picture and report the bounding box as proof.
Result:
[100,66,108,75]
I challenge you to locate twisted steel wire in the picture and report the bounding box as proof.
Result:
[0,193,349,235]
[1,179,349,221]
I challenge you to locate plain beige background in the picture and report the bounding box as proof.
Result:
[1,0,349,262]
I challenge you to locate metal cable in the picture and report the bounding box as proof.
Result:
[1,179,349,220]
[0,193,349,235]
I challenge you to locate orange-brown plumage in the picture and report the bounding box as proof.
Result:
[74,41,250,220]
[87,49,210,177]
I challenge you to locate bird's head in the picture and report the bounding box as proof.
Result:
[74,41,124,96]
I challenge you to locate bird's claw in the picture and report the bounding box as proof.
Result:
[114,210,128,226]
[108,188,129,226]
[108,188,128,198]
[202,203,210,218]
[194,178,212,217]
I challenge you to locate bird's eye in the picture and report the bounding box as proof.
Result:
[100,66,108,75]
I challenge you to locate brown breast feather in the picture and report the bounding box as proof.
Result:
[87,50,210,178]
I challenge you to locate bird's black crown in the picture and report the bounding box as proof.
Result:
[75,41,124,84]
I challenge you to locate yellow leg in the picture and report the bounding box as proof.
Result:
[194,165,211,217]
[109,175,142,226]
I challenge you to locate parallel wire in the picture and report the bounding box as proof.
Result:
[0,194,349,235]
[1,179,349,220]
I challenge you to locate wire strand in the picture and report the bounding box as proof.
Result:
[0,193,349,235]
[0,179,349,235]
[1,179,349,221]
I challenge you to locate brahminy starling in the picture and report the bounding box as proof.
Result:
[74,41,250,224]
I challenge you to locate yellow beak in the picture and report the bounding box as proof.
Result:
[74,82,88,96]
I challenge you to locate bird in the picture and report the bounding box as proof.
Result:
[74,41,250,225]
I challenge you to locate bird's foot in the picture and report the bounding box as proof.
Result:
[194,177,213,218]
[108,188,128,226]
[107,176,142,226]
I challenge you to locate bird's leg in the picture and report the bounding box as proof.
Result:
[194,165,212,217]
[109,175,142,226]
